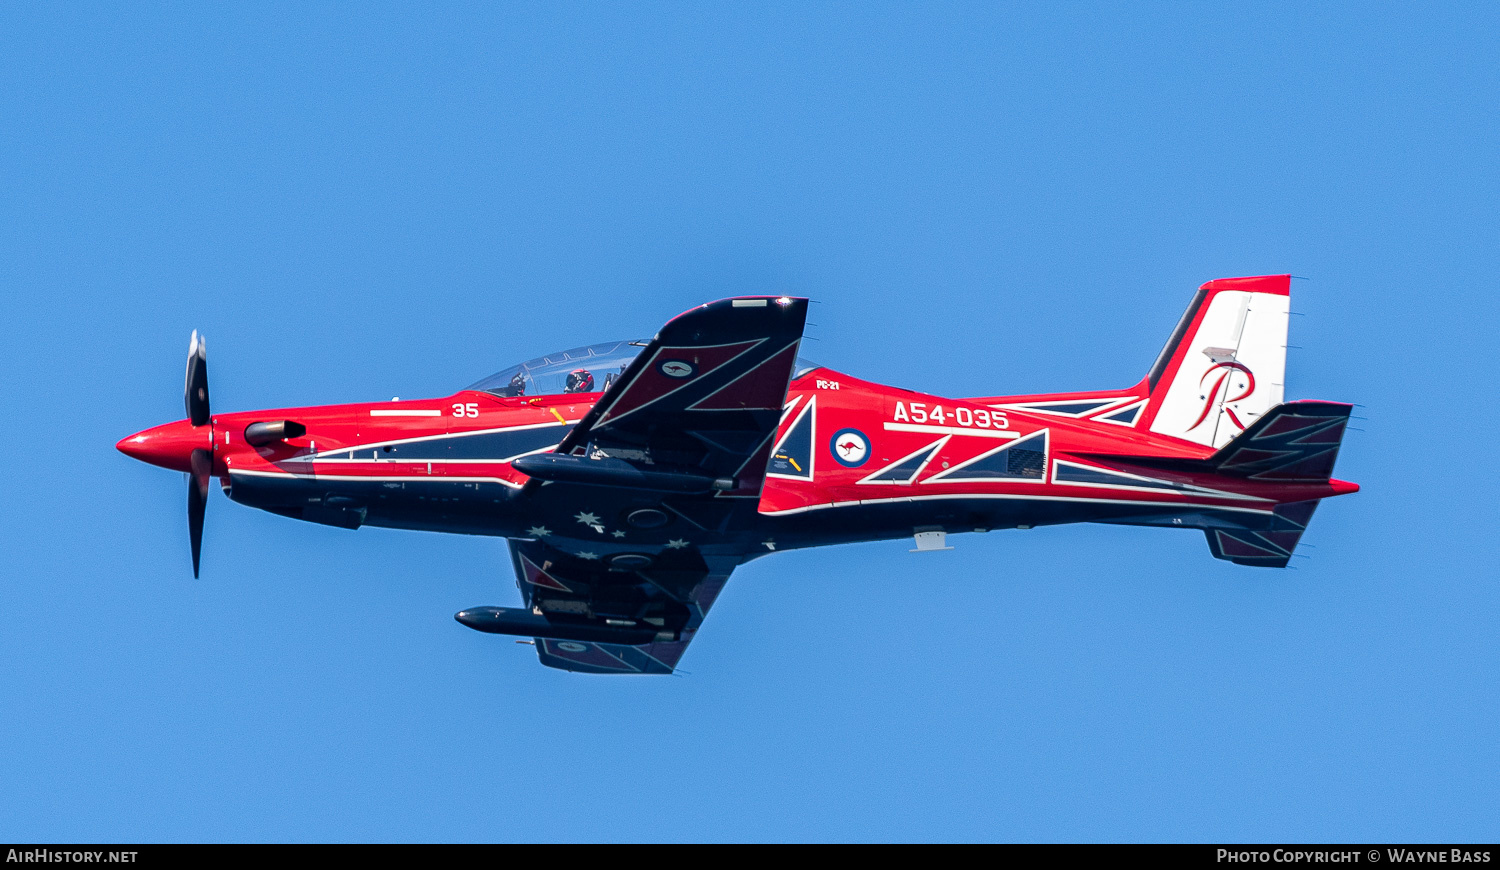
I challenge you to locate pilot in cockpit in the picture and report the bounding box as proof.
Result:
[563,369,595,393]
[501,371,527,397]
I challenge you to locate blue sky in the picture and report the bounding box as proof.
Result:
[2,4,1496,841]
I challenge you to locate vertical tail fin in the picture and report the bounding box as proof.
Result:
[1141,275,1291,448]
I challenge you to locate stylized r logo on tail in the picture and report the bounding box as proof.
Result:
[1188,361,1256,432]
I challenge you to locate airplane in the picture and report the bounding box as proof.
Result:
[118,274,1358,675]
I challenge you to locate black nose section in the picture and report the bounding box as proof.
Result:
[455,608,500,632]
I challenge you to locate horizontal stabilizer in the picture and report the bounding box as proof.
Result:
[1208,401,1353,482]
[1205,499,1320,568]
[1105,401,1354,487]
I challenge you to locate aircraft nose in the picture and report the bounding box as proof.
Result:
[116,419,212,472]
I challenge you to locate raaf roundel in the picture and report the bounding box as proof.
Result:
[119,277,1358,675]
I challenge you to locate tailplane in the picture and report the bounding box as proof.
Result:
[1113,402,1356,568]
[1201,401,1355,567]
[1205,499,1322,568]
[1206,400,1353,482]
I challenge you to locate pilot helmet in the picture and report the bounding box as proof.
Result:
[564,369,594,393]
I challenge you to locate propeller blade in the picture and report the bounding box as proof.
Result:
[188,447,211,578]
[185,330,210,427]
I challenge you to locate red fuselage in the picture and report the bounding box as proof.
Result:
[119,367,1355,555]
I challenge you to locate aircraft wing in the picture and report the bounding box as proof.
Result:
[492,538,741,674]
[477,296,805,672]
[542,295,810,498]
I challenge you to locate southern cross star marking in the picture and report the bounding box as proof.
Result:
[527,526,552,538]
[611,530,626,538]
[665,539,689,549]
[576,551,599,560]
[574,511,600,526]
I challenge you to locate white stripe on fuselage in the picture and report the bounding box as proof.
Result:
[758,491,1275,518]
[883,422,1022,439]
[228,468,526,489]
[310,420,578,459]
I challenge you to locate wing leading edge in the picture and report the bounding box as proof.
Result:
[541,295,810,498]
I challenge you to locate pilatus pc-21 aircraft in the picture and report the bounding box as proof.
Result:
[119,274,1357,674]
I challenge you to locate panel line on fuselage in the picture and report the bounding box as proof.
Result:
[922,429,1049,484]
[1050,459,1271,502]
[856,436,949,485]
[991,397,1138,418]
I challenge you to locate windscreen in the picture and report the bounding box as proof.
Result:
[467,341,646,397]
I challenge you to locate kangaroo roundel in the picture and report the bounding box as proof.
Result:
[659,359,696,378]
[830,428,870,467]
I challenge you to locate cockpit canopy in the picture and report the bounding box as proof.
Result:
[467,340,825,398]
[467,341,645,398]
